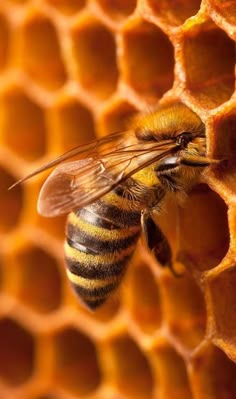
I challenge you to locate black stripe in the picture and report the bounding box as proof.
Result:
[66,255,130,279]
[77,208,121,230]
[71,281,118,298]
[82,298,106,310]
[88,200,141,227]
[66,224,140,254]
[66,238,97,255]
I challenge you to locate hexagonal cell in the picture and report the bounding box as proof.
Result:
[160,272,206,350]
[121,19,174,102]
[151,342,192,398]
[146,0,201,26]
[190,344,236,399]
[46,0,85,15]
[0,14,9,70]
[96,0,137,22]
[209,108,236,195]
[0,166,23,233]
[0,317,35,386]
[12,245,62,314]
[53,326,101,395]
[70,16,118,99]
[210,108,236,163]
[48,95,95,153]
[207,265,236,356]
[98,100,137,135]
[0,88,46,161]
[16,15,66,90]
[102,334,154,398]
[183,23,235,108]
[124,262,163,334]
[178,184,229,272]
[208,0,236,27]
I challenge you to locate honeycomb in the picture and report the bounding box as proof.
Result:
[0,0,235,398]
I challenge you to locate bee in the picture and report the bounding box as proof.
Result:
[10,103,218,310]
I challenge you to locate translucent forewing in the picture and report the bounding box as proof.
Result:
[9,130,131,189]
[35,130,178,216]
[37,157,131,216]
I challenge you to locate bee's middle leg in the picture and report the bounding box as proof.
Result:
[141,211,180,276]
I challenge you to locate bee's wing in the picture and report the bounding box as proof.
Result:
[9,130,129,189]
[37,135,177,216]
[37,156,131,216]
[10,130,177,217]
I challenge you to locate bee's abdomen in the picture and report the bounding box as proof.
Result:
[65,200,141,310]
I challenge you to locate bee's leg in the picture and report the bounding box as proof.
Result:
[155,155,218,191]
[155,155,219,172]
[141,211,181,277]
[179,155,220,167]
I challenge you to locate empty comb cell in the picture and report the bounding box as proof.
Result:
[121,19,174,102]
[0,166,23,233]
[182,22,235,108]
[70,15,118,99]
[52,326,101,395]
[0,87,47,161]
[15,14,67,90]
[0,318,35,387]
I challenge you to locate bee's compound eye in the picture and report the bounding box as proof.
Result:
[176,132,192,148]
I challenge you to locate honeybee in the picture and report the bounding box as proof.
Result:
[11,103,218,310]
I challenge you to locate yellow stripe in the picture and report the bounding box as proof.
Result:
[67,269,117,288]
[64,241,135,264]
[132,166,160,187]
[68,212,140,240]
[102,191,141,211]
[103,171,161,206]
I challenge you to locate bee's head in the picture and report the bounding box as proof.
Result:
[135,103,206,157]
[175,131,206,158]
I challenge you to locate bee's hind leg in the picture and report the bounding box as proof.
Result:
[141,211,181,277]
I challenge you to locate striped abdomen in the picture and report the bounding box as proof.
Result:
[65,193,141,310]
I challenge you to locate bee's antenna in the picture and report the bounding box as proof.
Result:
[8,177,27,190]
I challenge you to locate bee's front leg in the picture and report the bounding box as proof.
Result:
[141,211,180,277]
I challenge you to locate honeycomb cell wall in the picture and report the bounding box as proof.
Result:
[0,0,235,398]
